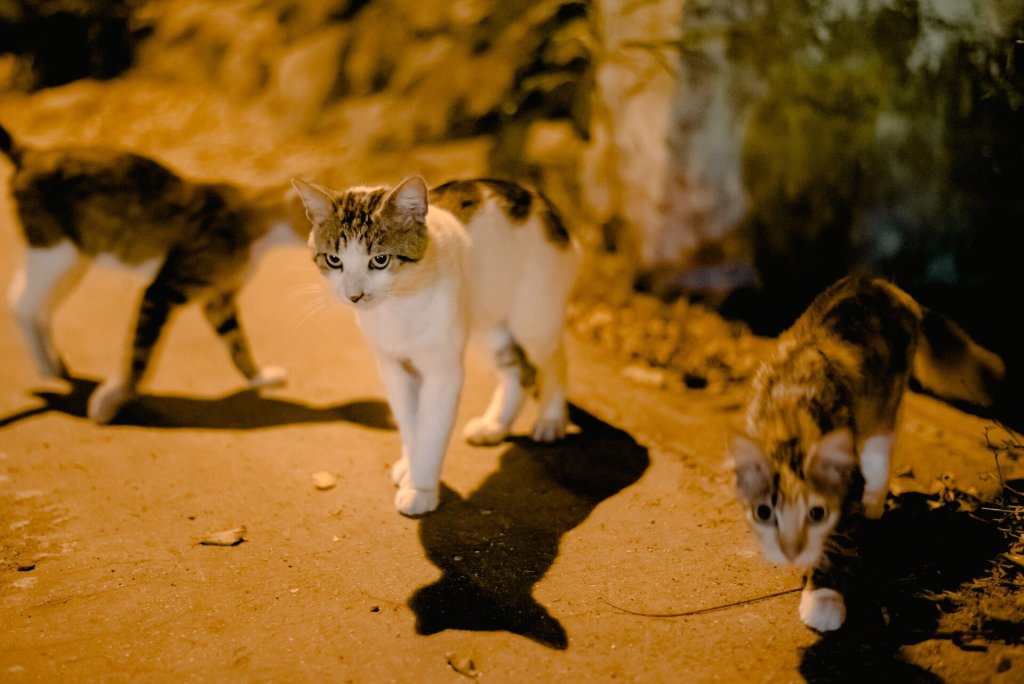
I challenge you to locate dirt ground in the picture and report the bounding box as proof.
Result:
[1,79,1023,683]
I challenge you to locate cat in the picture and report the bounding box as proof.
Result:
[731,275,1004,632]
[292,175,579,516]
[0,122,310,423]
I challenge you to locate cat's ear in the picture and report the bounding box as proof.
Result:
[808,429,855,492]
[291,178,336,225]
[384,176,428,224]
[731,434,772,499]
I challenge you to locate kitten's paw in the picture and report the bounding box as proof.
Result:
[390,457,410,487]
[87,381,135,425]
[799,587,846,633]
[532,417,567,443]
[862,490,887,519]
[462,416,509,446]
[249,365,288,390]
[395,486,439,517]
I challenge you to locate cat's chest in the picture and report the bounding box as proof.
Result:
[356,285,466,359]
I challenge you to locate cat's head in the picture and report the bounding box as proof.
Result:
[730,429,855,568]
[291,176,429,308]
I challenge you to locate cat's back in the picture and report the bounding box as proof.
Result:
[10,144,247,262]
[428,179,578,321]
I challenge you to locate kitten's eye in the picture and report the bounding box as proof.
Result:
[808,506,826,523]
[325,254,343,270]
[754,504,773,522]
[369,254,391,270]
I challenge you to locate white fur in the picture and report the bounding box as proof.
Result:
[859,432,894,519]
[799,586,846,632]
[8,242,88,378]
[303,181,579,516]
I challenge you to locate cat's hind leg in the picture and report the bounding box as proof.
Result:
[518,333,569,443]
[202,290,286,390]
[859,432,894,519]
[7,242,87,379]
[463,327,530,446]
[88,277,179,424]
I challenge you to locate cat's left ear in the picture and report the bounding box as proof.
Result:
[384,176,428,224]
[808,429,855,492]
[291,178,336,225]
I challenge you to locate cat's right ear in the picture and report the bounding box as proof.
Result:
[730,434,772,499]
[291,178,336,225]
[384,176,428,224]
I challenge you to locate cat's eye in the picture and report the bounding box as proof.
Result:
[808,506,826,523]
[325,254,343,270]
[369,254,391,270]
[754,504,773,522]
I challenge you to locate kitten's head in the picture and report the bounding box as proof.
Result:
[731,429,855,568]
[291,175,429,308]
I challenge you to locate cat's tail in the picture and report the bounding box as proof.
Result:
[0,122,25,166]
[913,307,1005,407]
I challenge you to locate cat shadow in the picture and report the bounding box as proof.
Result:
[0,376,393,431]
[409,404,650,649]
[799,481,1024,683]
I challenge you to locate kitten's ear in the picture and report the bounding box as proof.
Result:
[291,178,336,225]
[384,176,428,224]
[808,429,855,492]
[731,434,772,499]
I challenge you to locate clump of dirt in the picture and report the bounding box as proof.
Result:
[567,254,768,395]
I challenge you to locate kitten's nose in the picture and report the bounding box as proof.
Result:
[349,293,364,303]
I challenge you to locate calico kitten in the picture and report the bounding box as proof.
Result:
[731,276,1004,632]
[1,123,310,423]
[293,175,579,516]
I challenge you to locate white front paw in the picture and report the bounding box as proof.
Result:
[462,416,509,446]
[799,587,846,632]
[390,456,410,487]
[395,486,439,517]
[862,489,887,519]
[87,381,134,424]
[249,365,288,390]
[532,417,567,443]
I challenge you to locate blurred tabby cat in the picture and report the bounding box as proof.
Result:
[293,175,579,515]
[732,276,1004,632]
[0,123,309,423]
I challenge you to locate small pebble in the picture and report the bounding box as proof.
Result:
[312,471,337,490]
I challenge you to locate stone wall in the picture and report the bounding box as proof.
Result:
[3,0,1022,319]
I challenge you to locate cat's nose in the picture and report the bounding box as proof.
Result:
[349,293,364,303]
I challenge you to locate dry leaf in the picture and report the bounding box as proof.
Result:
[445,652,480,678]
[199,526,247,546]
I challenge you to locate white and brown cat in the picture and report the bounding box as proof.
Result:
[1,122,310,423]
[292,175,580,516]
[732,275,1005,632]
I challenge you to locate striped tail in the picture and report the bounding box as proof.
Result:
[913,307,1005,407]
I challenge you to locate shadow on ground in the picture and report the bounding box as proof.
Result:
[0,376,393,430]
[410,404,650,649]
[799,481,1024,683]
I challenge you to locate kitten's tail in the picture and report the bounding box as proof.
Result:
[913,307,1005,407]
[0,122,24,166]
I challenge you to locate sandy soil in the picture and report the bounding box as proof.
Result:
[1,79,1023,683]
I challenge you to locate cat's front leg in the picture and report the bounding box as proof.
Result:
[397,360,464,516]
[798,580,846,633]
[859,433,894,519]
[202,291,287,390]
[377,356,421,490]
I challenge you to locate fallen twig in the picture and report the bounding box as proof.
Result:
[602,586,801,618]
